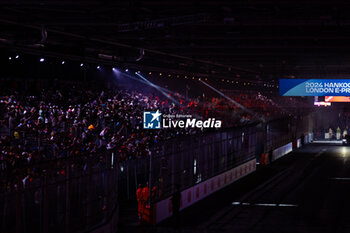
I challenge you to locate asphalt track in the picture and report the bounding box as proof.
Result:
[122,143,350,233]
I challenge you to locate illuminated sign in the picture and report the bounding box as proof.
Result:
[314,101,331,106]
[325,96,350,102]
[279,79,350,96]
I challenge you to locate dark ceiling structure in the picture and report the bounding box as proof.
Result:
[2,0,350,81]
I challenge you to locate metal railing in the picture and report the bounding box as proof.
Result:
[0,114,313,232]
[0,152,118,233]
[118,124,257,202]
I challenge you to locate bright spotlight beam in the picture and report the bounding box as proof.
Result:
[135,73,207,119]
[119,72,206,119]
[119,72,173,95]
[136,73,180,105]
[199,79,264,122]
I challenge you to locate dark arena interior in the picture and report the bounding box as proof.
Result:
[4,1,350,233]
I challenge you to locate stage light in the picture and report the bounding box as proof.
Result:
[125,69,129,72]
[15,55,19,59]
[159,73,162,76]
[40,58,45,62]
[149,72,152,75]
[80,63,84,67]
[97,66,101,69]
[112,67,121,75]
[61,61,65,65]
[8,57,12,60]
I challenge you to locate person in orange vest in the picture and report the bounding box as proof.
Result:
[136,184,143,221]
[260,153,265,165]
[141,182,150,222]
[142,182,150,204]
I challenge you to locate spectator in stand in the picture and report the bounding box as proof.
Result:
[0,83,307,190]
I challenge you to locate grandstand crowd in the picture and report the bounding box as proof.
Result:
[0,81,305,190]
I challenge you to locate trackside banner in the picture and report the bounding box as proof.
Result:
[279,79,350,96]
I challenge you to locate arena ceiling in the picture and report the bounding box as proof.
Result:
[1,0,350,81]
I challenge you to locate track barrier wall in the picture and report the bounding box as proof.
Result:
[272,133,313,163]
[154,159,256,223]
[272,142,293,161]
[151,131,313,224]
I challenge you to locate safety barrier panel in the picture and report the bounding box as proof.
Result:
[297,139,301,148]
[272,142,293,161]
[272,132,313,162]
[151,132,314,224]
[304,133,313,144]
[153,159,256,223]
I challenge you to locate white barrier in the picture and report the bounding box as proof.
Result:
[273,133,313,161]
[154,132,314,224]
[308,133,313,142]
[272,142,293,161]
[154,158,256,223]
[304,132,314,144]
[325,133,330,139]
